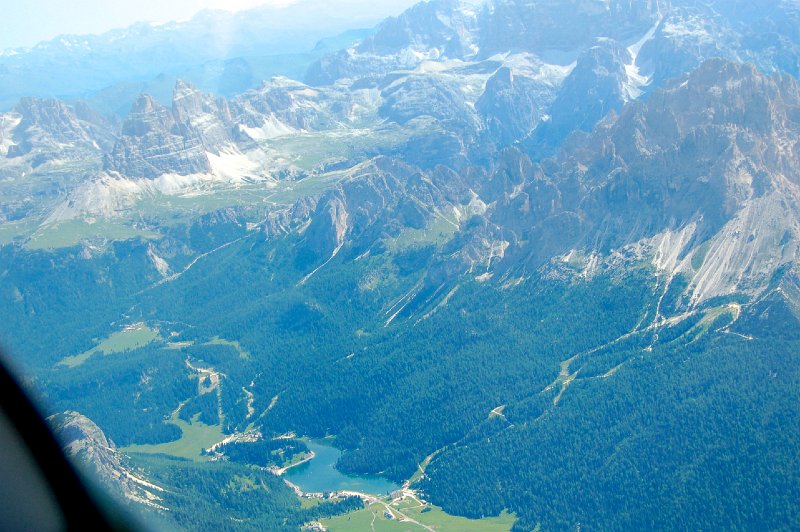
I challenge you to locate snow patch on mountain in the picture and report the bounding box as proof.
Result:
[498,53,576,85]
[0,112,21,156]
[239,115,298,140]
[623,16,661,100]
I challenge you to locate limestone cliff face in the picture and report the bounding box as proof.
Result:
[477,66,557,146]
[3,0,800,318]
[305,192,349,257]
[478,0,660,58]
[105,93,212,178]
[300,157,459,264]
[287,58,800,310]
[5,97,112,166]
[527,38,637,157]
[172,80,234,155]
[230,76,357,137]
[481,60,800,306]
[306,0,480,85]
[48,411,166,510]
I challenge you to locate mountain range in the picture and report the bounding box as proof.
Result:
[2,0,800,530]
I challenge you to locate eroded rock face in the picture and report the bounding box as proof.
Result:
[380,74,477,129]
[3,0,800,315]
[231,77,342,135]
[306,0,480,85]
[289,56,800,309]
[482,59,800,305]
[48,411,166,510]
[300,156,458,264]
[476,66,556,146]
[5,97,112,165]
[478,0,660,58]
[172,80,234,155]
[305,191,349,257]
[526,39,634,157]
[105,93,211,178]
[306,0,661,87]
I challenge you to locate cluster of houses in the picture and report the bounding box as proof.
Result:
[299,490,343,501]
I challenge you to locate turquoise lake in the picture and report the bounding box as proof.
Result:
[285,441,400,495]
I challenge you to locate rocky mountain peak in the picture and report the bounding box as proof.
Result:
[106,91,212,178]
[599,59,800,179]
[5,97,108,163]
[172,79,221,120]
[497,59,800,305]
[525,38,633,158]
[122,94,173,136]
[360,0,478,57]
[172,80,233,155]
[14,97,78,128]
[477,65,558,145]
[479,0,661,57]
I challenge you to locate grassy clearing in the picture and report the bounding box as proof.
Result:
[123,411,225,461]
[28,157,104,178]
[322,502,515,532]
[59,324,160,368]
[386,215,459,252]
[301,498,326,509]
[131,174,344,221]
[410,506,515,531]
[166,341,195,350]
[134,187,276,222]
[322,503,411,532]
[0,219,38,245]
[266,171,349,204]
[282,451,313,470]
[25,219,160,249]
[408,451,439,486]
[691,241,712,271]
[263,125,413,172]
[206,336,251,359]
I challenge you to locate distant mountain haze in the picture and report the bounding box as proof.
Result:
[0,0,419,51]
[0,0,421,110]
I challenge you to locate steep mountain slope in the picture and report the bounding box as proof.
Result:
[477,0,660,57]
[2,1,800,531]
[0,97,110,168]
[485,60,800,307]
[2,57,795,531]
[106,94,212,179]
[5,0,799,233]
[49,411,167,510]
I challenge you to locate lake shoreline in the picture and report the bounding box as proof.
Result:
[271,450,316,475]
[282,440,401,496]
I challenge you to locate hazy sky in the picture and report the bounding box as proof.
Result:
[0,0,419,51]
